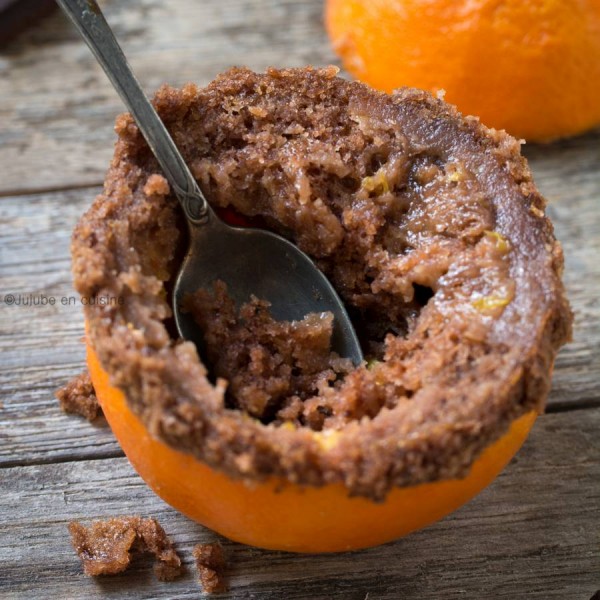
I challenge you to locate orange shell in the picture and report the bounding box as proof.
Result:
[88,341,536,552]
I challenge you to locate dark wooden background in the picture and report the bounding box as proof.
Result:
[0,1,598,598]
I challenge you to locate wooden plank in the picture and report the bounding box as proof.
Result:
[1,409,598,599]
[1,1,598,597]
[0,0,338,194]
[0,187,122,465]
[1,158,599,465]
[523,135,600,412]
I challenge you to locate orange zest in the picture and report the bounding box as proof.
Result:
[87,341,537,553]
[325,0,600,142]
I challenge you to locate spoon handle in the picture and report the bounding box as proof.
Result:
[56,0,210,224]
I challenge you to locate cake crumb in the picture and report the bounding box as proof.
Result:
[56,371,101,421]
[193,542,228,593]
[143,173,170,196]
[185,280,351,422]
[69,516,183,581]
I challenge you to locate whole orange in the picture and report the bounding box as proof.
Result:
[325,0,600,142]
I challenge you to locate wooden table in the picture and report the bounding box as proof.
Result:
[1,1,598,598]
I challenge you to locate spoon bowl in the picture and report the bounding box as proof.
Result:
[174,213,363,364]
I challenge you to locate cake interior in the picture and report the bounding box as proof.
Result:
[141,68,526,433]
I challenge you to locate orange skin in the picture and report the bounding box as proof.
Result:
[88,342,536,553]
[325,0,600,142]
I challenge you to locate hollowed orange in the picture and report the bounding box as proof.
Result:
[87,341,537,553]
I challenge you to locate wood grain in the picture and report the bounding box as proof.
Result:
[1,409,598,599]
[0,187,123,467]
[522,133,600,412]
[1,0,599,597]
[0,0,337,194]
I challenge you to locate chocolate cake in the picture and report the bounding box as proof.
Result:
[72,67,572,500]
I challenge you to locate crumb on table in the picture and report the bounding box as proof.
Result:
[69,516,183,581]
[55,371,101,422]
[193,542,228,593]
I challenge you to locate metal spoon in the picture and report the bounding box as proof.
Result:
[57,0,363,365]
